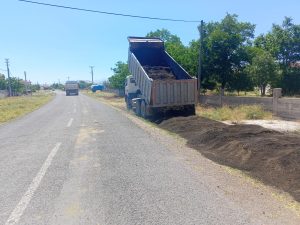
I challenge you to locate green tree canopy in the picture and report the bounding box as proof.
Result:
[245,50,280,96]
[146,29,181,44]
[202,14,255,91]
[108,61,130,89]
[0,74,6,90]
[254,17,300,95]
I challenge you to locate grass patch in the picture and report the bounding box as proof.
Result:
[0,91,54,124]
[196,104,272,122]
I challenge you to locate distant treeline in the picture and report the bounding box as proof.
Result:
[108,14,300,96]
[0,74,41,95]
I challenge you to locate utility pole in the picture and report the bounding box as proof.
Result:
[90,66,94,84]
[5,59,12,97]
[24,71,27,94]
[197,20,204,98]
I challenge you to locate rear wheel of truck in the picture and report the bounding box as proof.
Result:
[140,100,148,119]
[135,100,141,116]
[125,96,132,109]
[184,105,196,116]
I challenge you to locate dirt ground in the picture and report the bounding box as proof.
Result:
[159,116,300,202]
[143,66,176,80]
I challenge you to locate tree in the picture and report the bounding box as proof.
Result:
[255,17,300,69]
[0,74,6,90]
[255,17,300,95]
[108,61,130,89]
[8,77,25,95]
[146,29,181,44]
[228,70,253,95]
[245,50,280,96]
[202,14,255,93]
[50,82,64,90]
[282,68,300,95]
[31,84,41,92]
[78,80,92,89]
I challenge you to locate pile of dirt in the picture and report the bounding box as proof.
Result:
[143,66,176,80]
[159,116,300,202]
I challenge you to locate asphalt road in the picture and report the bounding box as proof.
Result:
[0,91,299,225]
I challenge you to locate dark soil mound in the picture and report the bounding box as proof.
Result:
[159,116,300,202]
[143,66,176,80]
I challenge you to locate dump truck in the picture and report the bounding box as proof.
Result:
[65,81,79,96]
[125,37,197,118]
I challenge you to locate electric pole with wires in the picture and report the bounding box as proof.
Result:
[5,59,12,97]
[90,66,94,84]
[197,20,204,98]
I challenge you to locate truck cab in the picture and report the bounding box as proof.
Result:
[125,75,139,109]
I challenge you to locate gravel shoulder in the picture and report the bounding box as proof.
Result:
[224,119,300,132]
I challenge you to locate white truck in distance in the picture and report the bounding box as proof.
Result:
[65,81,79,96]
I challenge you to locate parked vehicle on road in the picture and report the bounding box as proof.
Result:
[65,81,79,96]
[125,37,197,118]
[91,84,104,92]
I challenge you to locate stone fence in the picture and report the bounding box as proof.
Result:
[199,89,300,119]
[0,90,8,98]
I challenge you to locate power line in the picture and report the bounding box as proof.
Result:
[18,0,201,23]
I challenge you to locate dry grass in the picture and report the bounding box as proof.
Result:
[196,105,273,122]
[0,91,54,124]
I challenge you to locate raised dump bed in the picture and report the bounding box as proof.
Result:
[125,37,197,118]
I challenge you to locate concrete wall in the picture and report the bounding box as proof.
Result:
[200,89,300,119]
[0,90,8,98]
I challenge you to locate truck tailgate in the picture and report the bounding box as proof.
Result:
[152,79,197,107]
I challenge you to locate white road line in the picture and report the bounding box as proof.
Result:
[5,143,62,225]
[67,118,74,127]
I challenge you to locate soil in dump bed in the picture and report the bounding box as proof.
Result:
[143,66,176,80]
[159,116,300,202]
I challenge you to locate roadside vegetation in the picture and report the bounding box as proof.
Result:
[0,91,54,124]
[86,90,272,122]
[196,105,272,122]
[106,14,300,97]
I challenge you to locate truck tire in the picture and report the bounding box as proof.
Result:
[135,100,141,116]
[125,96,132,109]
[184,105,196,116]
[140,100,148,119]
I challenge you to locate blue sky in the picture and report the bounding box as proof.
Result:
[1,0,299,84]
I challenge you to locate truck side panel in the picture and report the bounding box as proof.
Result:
[128,53,152,104]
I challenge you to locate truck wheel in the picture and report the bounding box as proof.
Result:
[184,105,196,116]
[135,100,141,116]
[140,100,148,119]
[125,96,132,109]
